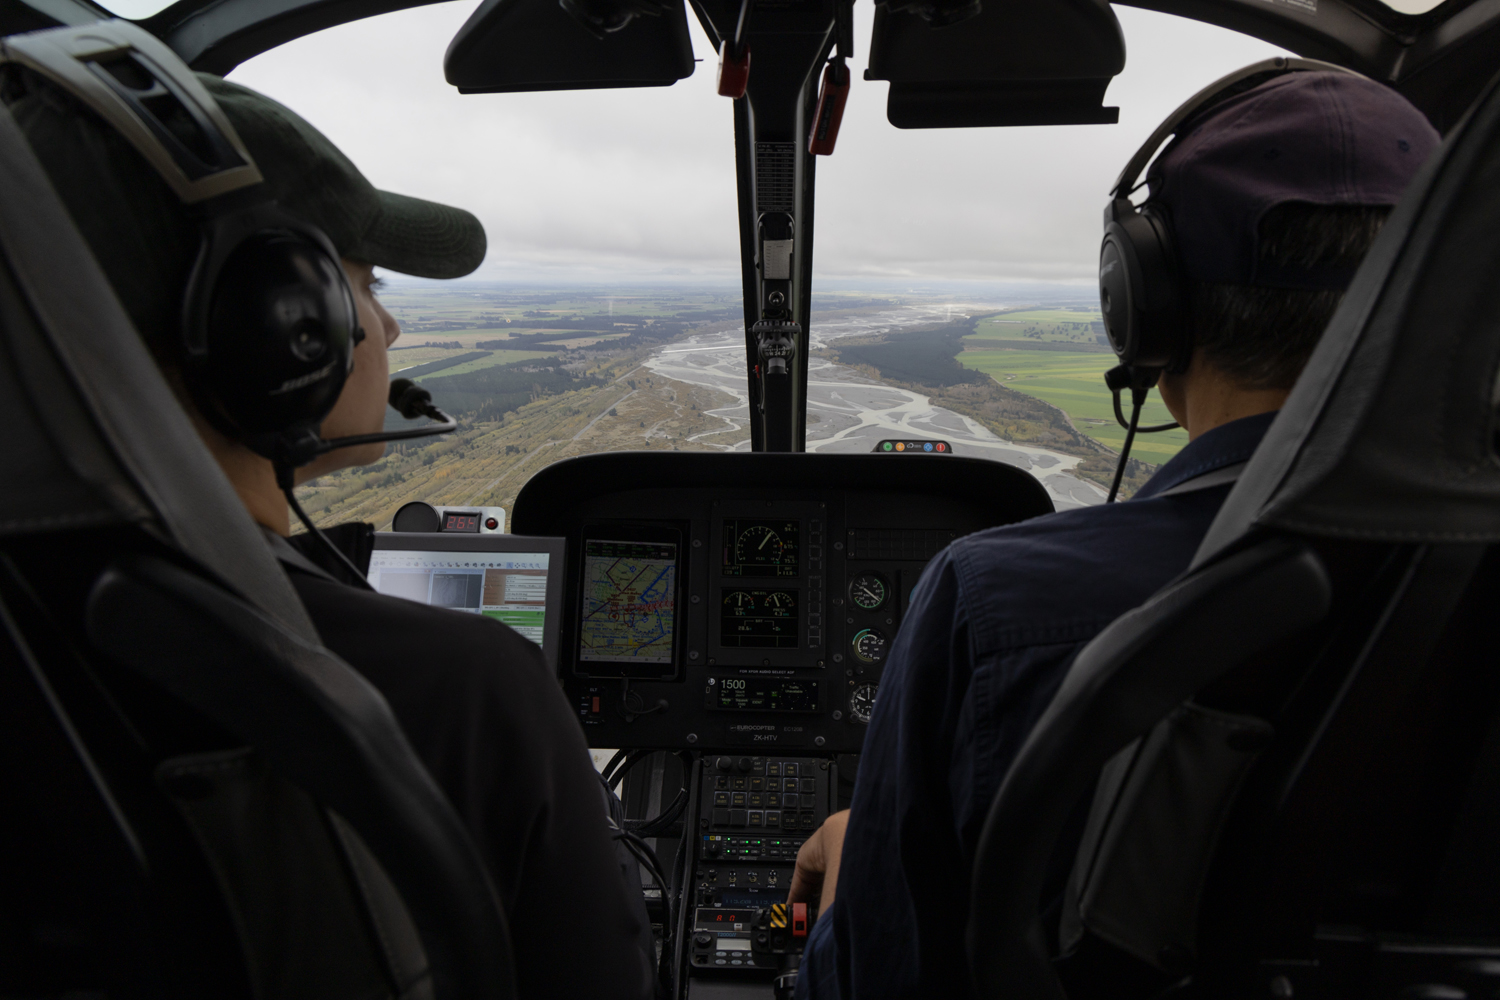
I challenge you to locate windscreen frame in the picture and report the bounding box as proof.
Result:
[370,531,567,672]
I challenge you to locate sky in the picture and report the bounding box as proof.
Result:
[218,0,1291,287]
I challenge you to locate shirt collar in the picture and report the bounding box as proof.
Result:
[1133,410,1278,500]
[259,524,342,584]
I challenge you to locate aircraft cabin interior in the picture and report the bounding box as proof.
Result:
[3,0,1500,996]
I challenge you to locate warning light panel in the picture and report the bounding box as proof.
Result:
[872,440,953,454]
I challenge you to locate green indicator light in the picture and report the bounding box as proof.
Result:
[882,442,893,451]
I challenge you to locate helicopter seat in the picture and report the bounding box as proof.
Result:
[0,98,513,1000]
[967,65,1500,1000]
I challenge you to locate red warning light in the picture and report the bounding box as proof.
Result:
[485,517,499,530]
[936,443,946,452]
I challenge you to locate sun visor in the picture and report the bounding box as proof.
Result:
[866,0,1123,129]
[444,0,696,93]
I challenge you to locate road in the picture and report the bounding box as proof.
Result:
[643,305,1107,510]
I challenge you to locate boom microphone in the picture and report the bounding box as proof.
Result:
[273,377,459,587]
[292,377,459,465]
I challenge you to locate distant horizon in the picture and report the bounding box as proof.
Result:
[378,274,1103,304]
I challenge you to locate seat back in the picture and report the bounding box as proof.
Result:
[969,67,1500,1000]
[0,96,513,1000]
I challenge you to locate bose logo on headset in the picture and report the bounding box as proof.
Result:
[0,22,362,463]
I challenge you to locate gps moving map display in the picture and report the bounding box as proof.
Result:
[368,549,551,645]
[579,539,677,666]
[723,519,799,577]
[721,589,798,648]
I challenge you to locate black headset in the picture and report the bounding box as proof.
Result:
[4,22,456,578]
[2,22,366,465]
[1097,55,1359,501]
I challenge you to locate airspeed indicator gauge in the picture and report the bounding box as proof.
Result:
[851,628,888,664]
[848,572,889,611]
[850,684,878,724]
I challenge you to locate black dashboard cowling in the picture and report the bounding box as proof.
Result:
[512,450,1053,755]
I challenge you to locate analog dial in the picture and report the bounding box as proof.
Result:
[724,590,756,610]
[762,590,794,612]
[850,684,878,724]
[848,572,889,611]
[851,628,888,664]
[735,524,785,565]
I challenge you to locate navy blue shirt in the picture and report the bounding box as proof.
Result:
[797,412,1276,1000]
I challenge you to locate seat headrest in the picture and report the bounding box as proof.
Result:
[1197,71,1500,566]
[0,102,315,640]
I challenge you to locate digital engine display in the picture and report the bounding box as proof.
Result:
[723,519,799,578]
[710,677,819,713]
[579,539,677,664]
[442,512,480,533]
[721,589,798,648]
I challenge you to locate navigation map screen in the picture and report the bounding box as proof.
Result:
[579,539,677,665]
[369,550,550,646]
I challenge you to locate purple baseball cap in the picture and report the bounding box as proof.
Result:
[1146,71,1439,289]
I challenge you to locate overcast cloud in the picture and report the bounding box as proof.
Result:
[227,1,1288,285]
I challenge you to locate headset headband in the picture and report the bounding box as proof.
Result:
[0,20,262,203]
[1110,56,1363,200]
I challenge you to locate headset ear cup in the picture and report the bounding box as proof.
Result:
[1099,200,1185,372]
[183,222,358,450]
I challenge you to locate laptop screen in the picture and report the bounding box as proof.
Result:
[369,532,566,672]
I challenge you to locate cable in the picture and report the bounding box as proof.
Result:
[278,462,374,589]
[1110,386,1180,433]
[602,748,634,787]
[1106,394,1143,504]
[619,677,668,723]
[612,820,674,991]
[604,748,652,792]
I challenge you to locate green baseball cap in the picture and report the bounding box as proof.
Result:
[202,75,486,281]
[4,64,484,346]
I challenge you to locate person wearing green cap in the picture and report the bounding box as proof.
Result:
[4,61,657,1000]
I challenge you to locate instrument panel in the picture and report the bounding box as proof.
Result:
[511,452,1051,754]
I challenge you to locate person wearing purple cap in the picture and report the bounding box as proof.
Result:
[787,64,1440,1000]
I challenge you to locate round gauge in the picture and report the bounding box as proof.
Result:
[724,590,756,610]
[851,628,888,664]
[735,524,785,565]
[850,684,878,724]
[848,572,889,611]
[763,590,795,615]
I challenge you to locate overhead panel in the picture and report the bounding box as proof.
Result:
[444,0,695,93]
[866,0,1125,128]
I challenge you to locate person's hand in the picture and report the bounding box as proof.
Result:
[787,809,850,914]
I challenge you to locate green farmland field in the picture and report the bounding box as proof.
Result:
[960,348,1189,463]
[972,308,1104,345]
[389,348,554,376]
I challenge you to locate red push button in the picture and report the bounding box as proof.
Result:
[792,902,808,938]
[591,696,601,713]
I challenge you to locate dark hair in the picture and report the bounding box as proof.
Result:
[1188,202,1391,390]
